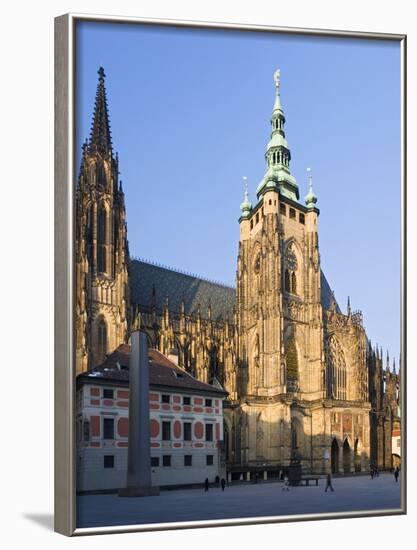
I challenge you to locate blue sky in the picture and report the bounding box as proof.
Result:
[76,22,401,364]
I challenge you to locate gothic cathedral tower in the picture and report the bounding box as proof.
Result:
[237,70,323,401]
[75,67,130,374]
[234,70,325,467]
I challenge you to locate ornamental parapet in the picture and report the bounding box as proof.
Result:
[324,308,363,329]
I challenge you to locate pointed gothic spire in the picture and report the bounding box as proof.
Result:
[89,67,112,155]
[347,296,351,316]
[393,358,396,374]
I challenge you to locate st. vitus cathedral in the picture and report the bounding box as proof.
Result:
[75,67,400,475]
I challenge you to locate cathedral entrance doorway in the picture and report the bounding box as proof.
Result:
[331,438,339,474]
[343,439,351,473]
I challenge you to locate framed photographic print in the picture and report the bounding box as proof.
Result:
[54,13,406,536]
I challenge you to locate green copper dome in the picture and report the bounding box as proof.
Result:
[240,188,252,218]
[304,168,318,209]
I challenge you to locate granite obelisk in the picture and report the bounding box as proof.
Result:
[119,330,159,497]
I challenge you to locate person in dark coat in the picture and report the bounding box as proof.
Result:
[325,473,334,492]
[394,467,400,482]
[204,478,209,492]
[215,475,220,487]
[221,478,226,491]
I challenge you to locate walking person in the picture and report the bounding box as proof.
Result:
[204,477,209,492]
[221,478,226,491]
[325,473,334,492]
[370,468,374,480]
[394,467,399,482]
[282,474,289,491]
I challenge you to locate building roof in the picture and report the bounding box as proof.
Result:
[129,259,236,321]
[130,259,340,319]
[77,343,227,396]
[320,270,341,313]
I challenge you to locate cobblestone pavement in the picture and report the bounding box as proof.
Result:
[77,473,402,529]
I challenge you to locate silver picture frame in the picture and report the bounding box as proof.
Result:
[54,13,407,536]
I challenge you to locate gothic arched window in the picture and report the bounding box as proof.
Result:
[326,337,347,400]
[97,319,107,363]
[97,205,107,273]
[291,272,297,295]
[286,338,299,391]
[86,206,93,263]
[285,269,290,292]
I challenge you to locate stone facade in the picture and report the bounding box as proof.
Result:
[75,67,401,476]
[369,350,401,470]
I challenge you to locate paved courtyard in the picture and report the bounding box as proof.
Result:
[77,473,402,529]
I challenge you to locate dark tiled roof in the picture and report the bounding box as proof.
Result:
[129,260,235,321]
[77,344,227,396]
[320,270,341,313]
[130,259,339,317]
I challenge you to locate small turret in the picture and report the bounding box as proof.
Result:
[240,176,252,218]
[305,167,318,210]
